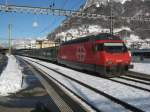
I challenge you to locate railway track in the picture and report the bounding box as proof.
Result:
[109,77,150,92]
[17,57,91,112]
[29,56,150,92]
[126,71,150,81]
[19,56,150,112]
[19,55,150,82]
[118,76,150,85]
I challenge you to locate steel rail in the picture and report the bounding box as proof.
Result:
[23,57,144,112]
[118,76,150,85]
[21,56,150,92]
[17,57,101,112]
[127,71,150,81]
[109,78,150,92]
[18,57,88,112]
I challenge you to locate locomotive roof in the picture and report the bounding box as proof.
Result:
[61,33,121,45]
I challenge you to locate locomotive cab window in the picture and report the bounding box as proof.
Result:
[95,43,127,53]
[103,43,127,53]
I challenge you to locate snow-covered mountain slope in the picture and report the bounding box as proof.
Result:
[56,24,150,49]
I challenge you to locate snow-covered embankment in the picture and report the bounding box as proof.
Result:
[0,55,23,96]
[131,62,150,75]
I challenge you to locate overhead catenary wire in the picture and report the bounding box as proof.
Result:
[42,0,68,34]
[37,0,65,35]
[1,4,150,21]
[37,0,83,38]
[1,2,150,42]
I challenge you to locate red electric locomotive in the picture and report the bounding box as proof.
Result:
[57,33,133,76]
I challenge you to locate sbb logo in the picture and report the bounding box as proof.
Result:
[76,46,86,62]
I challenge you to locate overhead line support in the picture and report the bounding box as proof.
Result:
[1,4,150,22]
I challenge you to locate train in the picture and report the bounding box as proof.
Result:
[15,33,133,76]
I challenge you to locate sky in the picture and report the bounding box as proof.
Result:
[0,0,86,42]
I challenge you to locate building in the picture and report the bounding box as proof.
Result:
[36,39,58,49]
[12,40,36,49]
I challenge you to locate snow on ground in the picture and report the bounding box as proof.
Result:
[22,56,150,112]
[131,62,150,75]
[22,57,128,112]
[0,55,23,96]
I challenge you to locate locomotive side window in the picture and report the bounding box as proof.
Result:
[93,44,104,52]
[96,44,104,51]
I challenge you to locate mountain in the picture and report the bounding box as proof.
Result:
[71,0,150,38]
[47,0,150,48]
